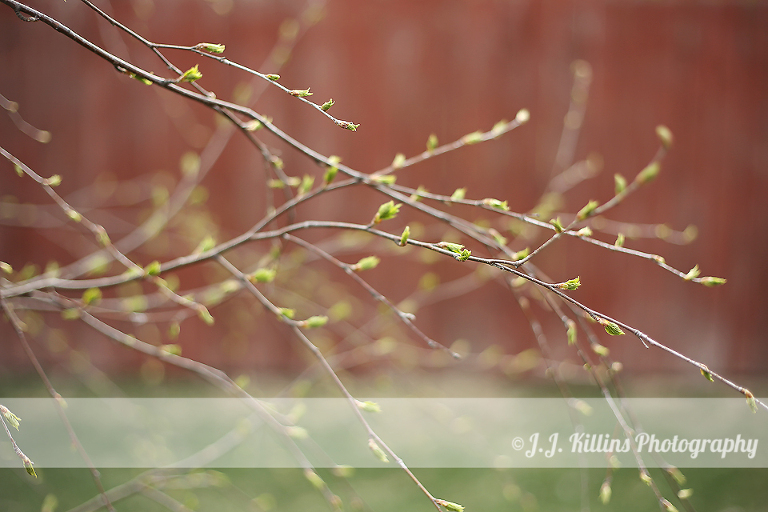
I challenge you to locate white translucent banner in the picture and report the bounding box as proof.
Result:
[0,398,764,468]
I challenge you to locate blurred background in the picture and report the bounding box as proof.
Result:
[2,2,768,511]
[1,1,767,387]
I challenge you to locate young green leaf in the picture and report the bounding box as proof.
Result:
[179,64,203,82]
[576,200,599,220]
[599,318,624,336]
[320,98,334,111]
[197,42,226,53]
[550,217,564,233]
[373,201,401,224]
[483,198,509,211]
[683,265,700,281]
[290,88,313,97]
[558,276,581,290]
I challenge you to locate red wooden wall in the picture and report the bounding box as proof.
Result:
[1,0,767,381]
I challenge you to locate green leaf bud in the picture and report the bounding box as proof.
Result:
[197,42,226,53]
[304,469,325,490]
[426,133,438,152]
[483,198,509,210]
[512,247,529,261]
[683,265,700,281]
[577,200,599,220]
[197,306,215,325]
[81,287,102,306]
[320,98,334,111]
[599,318,624,336]
[95,225,110,247]
[289,88,312,97]
[335,120,359,131]
[44,175,62,187]
[550,217,564,233]
[322,167,337,188]
[356,400,381,413]
[266,73,280,81]
[0,262,12,274]
[635,161,661,184]
[614,173,627,194]
[599,481,612,505]
[160,344,182,356]
[179,64,203,82]
[279,308,295,320]
[66,209,82,222]
[24,459,36,478]
[354,256,380,271]
[566,319,577,345]
[302,315,328,329]
[576,226,592,237]
[745,389,758,413]
[371,174,396,185]
[436,499,465,512]
[558,276,581,290]
[699,364,714,382]
[677,488,693,500]
[1,406,21,430]
[656,125,674,149]
[662,499,678,512]
[592,343,609,357]
[614,233,625,248]
[248,268,276,283]
[399,225,410,246]
[368,439,389,463]
[491,119,509,138]
[461,130,484,145]
[488,228,507,246]
[244,120,263,131]
[410,185,428,201]
[144,260,162,276]
[450,188,466,202]
[193,235,216,255]
[666,466,687,486]
[61,308,80,320]
[392,153,406,169]
[700,276,726,287]
[298,174,314,195]
[373,200,401,224]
